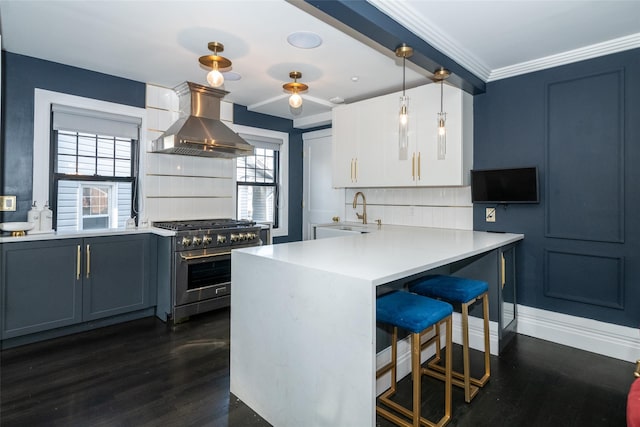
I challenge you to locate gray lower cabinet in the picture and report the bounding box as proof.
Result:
[1,238,83,339]
[1,234,155,340]
[82,235,152,321]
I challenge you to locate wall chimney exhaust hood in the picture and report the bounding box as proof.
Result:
[151,82,254,158]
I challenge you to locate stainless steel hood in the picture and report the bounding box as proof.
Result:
[152,82,254,158]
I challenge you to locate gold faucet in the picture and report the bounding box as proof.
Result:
[352,191,367,224]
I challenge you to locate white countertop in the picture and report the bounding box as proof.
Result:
[0,226,175,243]
[236,225,523,285]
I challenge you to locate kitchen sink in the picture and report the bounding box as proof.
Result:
[313,223,372,239]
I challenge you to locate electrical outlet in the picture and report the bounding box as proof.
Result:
[0,196,17,211]
[485,207,496,222]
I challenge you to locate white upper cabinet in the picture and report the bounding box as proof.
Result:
[332,103,359,187]
[332,83,473,188]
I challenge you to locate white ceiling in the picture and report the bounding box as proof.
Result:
[1,0,639,128]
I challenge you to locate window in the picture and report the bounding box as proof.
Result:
[237,147,279,227]
[50,104,140,231]
[233,125,288,237]
[81,184,110,229]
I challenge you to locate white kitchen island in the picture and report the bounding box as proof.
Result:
[230,226,523,427]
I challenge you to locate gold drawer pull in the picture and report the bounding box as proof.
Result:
[411,153,415,180]
[86,244,91,279]
[76,245,81,280]
[501,253,506,289]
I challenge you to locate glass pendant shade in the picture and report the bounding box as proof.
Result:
[437,112,447,160]
[395,44,413,161]
[398,95,409,160]
[207,61,224,87]
[289,92,303,108]
[434,69,450,161]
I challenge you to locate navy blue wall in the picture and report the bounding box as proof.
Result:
[0,52,145,222]
[473,48,640,328]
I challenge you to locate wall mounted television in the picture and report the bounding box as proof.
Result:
[471,167,539,204]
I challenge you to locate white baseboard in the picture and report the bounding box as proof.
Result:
[516,305,640,363]
[376,306,639,395]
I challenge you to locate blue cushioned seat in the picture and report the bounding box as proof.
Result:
[409,275,488,304]
[376,291,453,333]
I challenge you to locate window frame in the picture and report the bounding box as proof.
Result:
[50,129,139,229]
[236,147,280,228]
[232,124,288,238]
[32,89,146,229]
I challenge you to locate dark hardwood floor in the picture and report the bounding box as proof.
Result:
[1,308,634,426]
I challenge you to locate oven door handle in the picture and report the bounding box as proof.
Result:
[180,251,231,261]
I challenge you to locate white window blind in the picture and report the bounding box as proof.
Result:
[52,103,141,139]
[240,134,282,151]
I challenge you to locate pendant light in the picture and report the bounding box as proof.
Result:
[395,44,413,161]
[434,68,450,160]
[198,42,232,88]
[283,71,308,108]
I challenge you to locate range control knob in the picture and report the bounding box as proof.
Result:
[248,232,257,240]
[181,237,192,247]
[202,235,212,245]
[192,236,202,246]
[217,234,227,244]
[230,233,240,243]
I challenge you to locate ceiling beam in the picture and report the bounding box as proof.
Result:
[292,0,486,95]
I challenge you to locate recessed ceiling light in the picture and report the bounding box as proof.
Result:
[287,32,322,49]
[351,76,359,82]
[222,71,241,81]
[330,96,345,104]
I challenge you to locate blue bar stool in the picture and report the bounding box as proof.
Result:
[376,291,453,427]
[409,275,490,403]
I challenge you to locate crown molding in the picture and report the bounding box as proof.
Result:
[368,1,640,83]
[367,0,492,81]
[488,32,640,81]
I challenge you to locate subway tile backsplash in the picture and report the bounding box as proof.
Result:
[344,187,473,230]
[142,84,236,222]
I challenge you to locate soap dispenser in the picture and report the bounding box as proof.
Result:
[27,201,41,232]
[40,201,53,232]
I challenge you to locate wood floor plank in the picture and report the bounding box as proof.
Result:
[1,308,634,426]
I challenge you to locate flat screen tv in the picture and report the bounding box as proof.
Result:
[471,167,539,204]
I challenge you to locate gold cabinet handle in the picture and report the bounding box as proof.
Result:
[76,244,81,280]
[417,152,421,180]
[501,253,506,289]
[354,158,358,182]
[411,153,415,180]
[86,244,91,279]
[350,158,354,182]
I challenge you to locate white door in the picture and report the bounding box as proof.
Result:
[303,129,345,240]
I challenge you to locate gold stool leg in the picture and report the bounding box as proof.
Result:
[461,301,472,403]
[425,292,491,403]
[377,327,399,397]
[411,332,421,427]
[442,316,452,426]
[377,320,454,427]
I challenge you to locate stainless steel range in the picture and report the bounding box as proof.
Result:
[153,218,263,322]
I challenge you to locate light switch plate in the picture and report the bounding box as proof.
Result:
[485,207,496,222]
[0,196,17,211]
